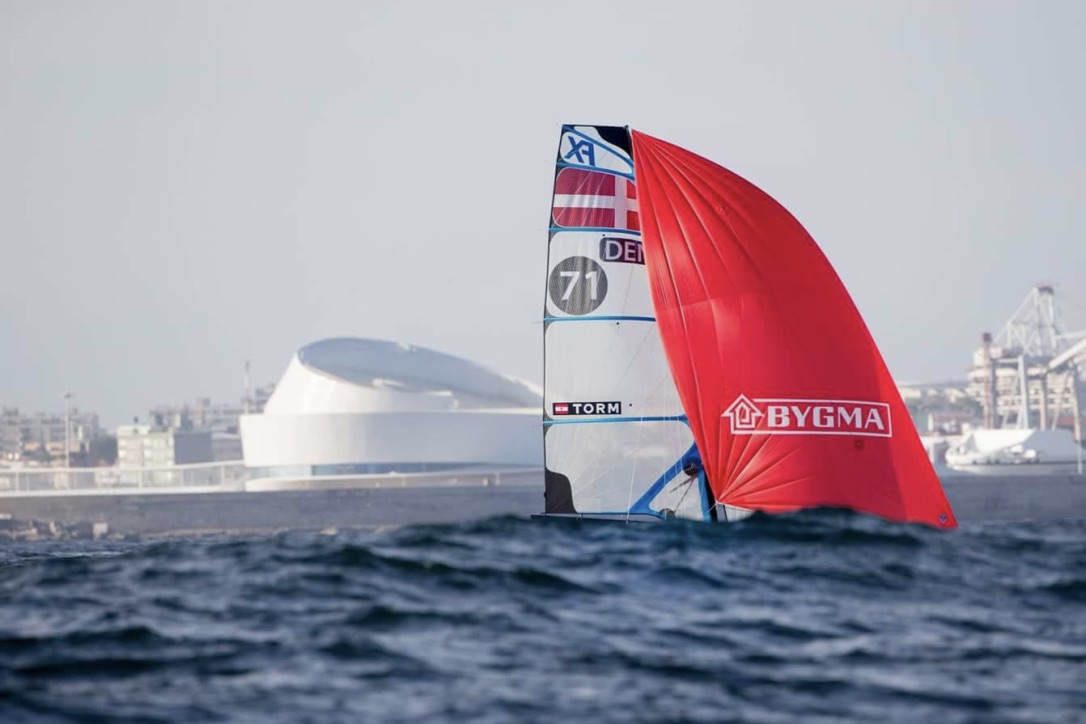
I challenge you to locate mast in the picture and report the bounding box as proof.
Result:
[970,285,1086,433]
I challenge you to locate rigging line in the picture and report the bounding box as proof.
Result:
[599,305,631,524]
[627,441,698,515]
[611,315,658,404]
[565,418,611,510]
[613,336,686,516]
[626,414,645,522]
[621,401,677,514]
[616,257,638,327]
[619,338,648,519]
[592,271,647,521]
[673,473,698,512]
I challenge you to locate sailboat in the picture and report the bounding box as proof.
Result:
[542,125,957,528]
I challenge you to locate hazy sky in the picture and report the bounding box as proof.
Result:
[1,1,1084,426]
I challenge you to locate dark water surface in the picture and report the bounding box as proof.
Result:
[1,512,1084,723]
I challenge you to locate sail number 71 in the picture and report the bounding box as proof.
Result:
[559,270,600,301]
[548,255,609,315]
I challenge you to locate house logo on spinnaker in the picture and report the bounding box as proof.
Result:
[722,394,892,438]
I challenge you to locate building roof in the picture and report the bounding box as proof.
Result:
[263,338,542,415]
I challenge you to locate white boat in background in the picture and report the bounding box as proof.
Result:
[945,428,1085,476]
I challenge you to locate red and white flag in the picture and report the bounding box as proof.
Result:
[552,168,639,231]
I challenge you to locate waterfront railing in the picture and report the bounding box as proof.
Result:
[0,461,248,494]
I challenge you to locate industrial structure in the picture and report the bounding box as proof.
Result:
[965,285,1086,439]
[947,285,1086,475]
[0,406,103,465]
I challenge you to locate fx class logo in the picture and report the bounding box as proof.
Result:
[722,394,892,438]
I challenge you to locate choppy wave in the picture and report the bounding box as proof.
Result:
[1,512,1085,722]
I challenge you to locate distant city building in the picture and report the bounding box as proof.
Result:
[896,382,982,434]
[249,383,275,415]
[0,406,103,464]
[115,424,214,468]
[211,432,243,462]
[147,386,275,436]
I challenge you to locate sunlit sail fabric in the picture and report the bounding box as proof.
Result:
[630,130,956,528]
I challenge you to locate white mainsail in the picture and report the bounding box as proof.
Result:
[542,125,708,520]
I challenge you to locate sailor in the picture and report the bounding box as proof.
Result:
[679,448,718,521]
[681,449,703,479]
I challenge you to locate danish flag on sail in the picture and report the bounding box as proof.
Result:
[552,168,639,231]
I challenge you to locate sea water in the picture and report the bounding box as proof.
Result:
[1,512,1083,722]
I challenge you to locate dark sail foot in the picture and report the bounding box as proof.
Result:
[544,468,577,514]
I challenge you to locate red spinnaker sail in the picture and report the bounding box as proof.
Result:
[631,130,957,528]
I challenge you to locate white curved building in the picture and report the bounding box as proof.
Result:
[239,338,543,479]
